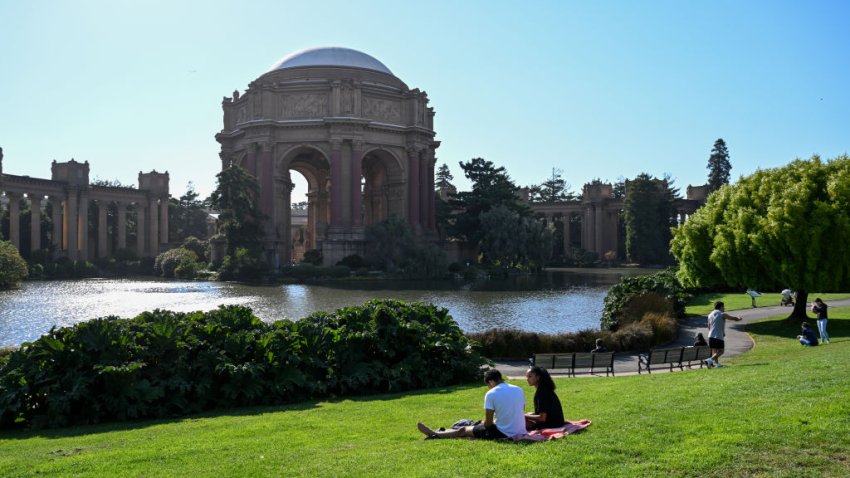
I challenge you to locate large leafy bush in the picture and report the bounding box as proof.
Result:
[600,268,688,330]
[0,300,485,429]
[0,240,28,289]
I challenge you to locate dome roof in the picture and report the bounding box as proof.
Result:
[268,47,394,76]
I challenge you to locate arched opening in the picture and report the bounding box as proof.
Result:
[361,149,404,227]
[279,145,331,264]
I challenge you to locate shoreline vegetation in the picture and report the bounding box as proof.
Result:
[1,307,847,476]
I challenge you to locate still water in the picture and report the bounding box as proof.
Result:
[0,269,648,347]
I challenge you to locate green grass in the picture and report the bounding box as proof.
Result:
[685,291,850,316]
[3,311,850,477]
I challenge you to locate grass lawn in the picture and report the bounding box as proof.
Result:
[685,291,850,316]
[2,311,850,477]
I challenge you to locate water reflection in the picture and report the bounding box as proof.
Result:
[0,269,646,347]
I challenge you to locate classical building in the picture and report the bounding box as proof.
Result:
[526,181,707,259]
[216,47,439,266]
[0,148,169,260]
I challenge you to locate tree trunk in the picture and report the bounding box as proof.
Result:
[789,290,809,320]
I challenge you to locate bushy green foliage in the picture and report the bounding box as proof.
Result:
[0,240,28,289]
[0,300,485,429]
[336,254,367,269]
[180,236,208,263]
[365,216,448,278]
[301,249,323,265]
[218,247,269,282]
[154,247,200,278]
[600,268,688,330]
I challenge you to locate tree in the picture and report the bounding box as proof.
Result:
[478,206,554,273]
[169,182,209,242]
[529,168,574,203]
[0,240,28,289]
[706,138,732,193]
[623,173,678,265]
[435,163,454,189]
[671,155,850,319]
[209,165,265,257]
[448,158,529,245]
[365,215,447,278]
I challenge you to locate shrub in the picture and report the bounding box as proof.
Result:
[113,248,138,262]
[0,240,28,289]
[154,247,199,278]
[218,247,269,282]
[181,236,208,262]
[336,254,366,269]
[617,292,675,328]
[302,249,323,265]
[468,328,604,359]
[640,312,678,345]
[601,268,688,330]
[0,300,485,429]
[608,321,655,352]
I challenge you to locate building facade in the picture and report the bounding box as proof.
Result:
[216,47,439,266]
[0,149,169,260]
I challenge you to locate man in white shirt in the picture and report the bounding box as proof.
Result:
[704,301,742,368]
[417,369,526,440]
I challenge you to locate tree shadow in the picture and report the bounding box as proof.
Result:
[0,382,483,441]
[746,316,847,340]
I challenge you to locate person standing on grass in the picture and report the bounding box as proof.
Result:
[797,322,819,347]
[417,369,526,440]
[704,301,742,368]
[811,298,830,344]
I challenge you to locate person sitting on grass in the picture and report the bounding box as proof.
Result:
[590,338,608,353]
[797,322,819,347]
[417,369,526,440]
[524,366,565,431]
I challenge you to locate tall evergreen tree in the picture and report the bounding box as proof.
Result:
[169,182,209,242]
[706,138,732,192]
[623,173,677,264]
[529,168,573,202]
[210,165,265,256]
[435,163,454,189]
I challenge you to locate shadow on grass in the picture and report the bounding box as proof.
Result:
[0,382,483,441]
[745,316,848,340]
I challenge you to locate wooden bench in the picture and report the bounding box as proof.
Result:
[531,352,616,377]
[638,346,712,374]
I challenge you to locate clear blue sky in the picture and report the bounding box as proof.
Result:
[2,0,849,201]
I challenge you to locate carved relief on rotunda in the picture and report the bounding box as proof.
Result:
[362,97,401,124]
[340,80,355,115]
[281,94,329,119]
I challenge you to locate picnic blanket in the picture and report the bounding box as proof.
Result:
[511,419,592,442]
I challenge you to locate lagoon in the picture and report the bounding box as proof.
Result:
[0,269,649,347]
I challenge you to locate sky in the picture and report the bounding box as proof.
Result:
[2,0,849,202]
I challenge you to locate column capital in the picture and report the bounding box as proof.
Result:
[329,138,343,150]
[352,139,365,151]
[260,141,274,153]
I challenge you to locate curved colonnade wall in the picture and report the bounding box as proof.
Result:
[0,154,169,261]
[216,48,439,267]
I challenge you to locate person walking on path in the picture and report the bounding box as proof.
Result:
[705,301,742,368]
[417,369,526,440]
[811,298,830,344]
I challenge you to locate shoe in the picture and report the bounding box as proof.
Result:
[714,363,724,368]
[704,358,714,368]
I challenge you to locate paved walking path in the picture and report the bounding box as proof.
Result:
[495,299,850,379]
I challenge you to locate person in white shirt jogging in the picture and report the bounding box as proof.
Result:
[704,301,742,368]
[417,369,526,440]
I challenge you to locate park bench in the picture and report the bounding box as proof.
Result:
[530,352,616,377]
[638,346,712,374]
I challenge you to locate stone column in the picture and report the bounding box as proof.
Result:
[50,196,62,254]
[149,198,159,256]
[7,193,20,249]
[136,204,146,256]
[116,202,127,250]
[66,191,79,260]
[595,204,604,255]
[275,177,294,266]
[584,205,595,252]
[30,195,42,253]
[259,143,274,226]
[407,148,421,231]
[306,191,318,251]
[159,197,169,244]
[78,194,89,261]
[97,201,108,258]
[427,153,436,232]
[350,141,363,227]
[419,152,430,232]
[563,213,571,253]
[329,140,343,228]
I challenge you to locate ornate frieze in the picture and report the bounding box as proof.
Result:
[363,96,402,124]
[281,94,329,119]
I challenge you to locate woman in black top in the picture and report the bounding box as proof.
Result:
[524,366,565,430]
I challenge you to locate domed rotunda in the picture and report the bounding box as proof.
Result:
[216,47,439,267]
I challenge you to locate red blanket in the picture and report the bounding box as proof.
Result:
[511,419,592,442]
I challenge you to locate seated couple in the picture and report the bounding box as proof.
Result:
[417,367,565,440]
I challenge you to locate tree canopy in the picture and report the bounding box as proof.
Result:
[435,163,454,190]
[671,155,850,318]
[623,173,678,265]
[210,165,265,256]
[528,168,574,203]
[169,182,209,242]
[0,240,28,289]
[706,138,731,193]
